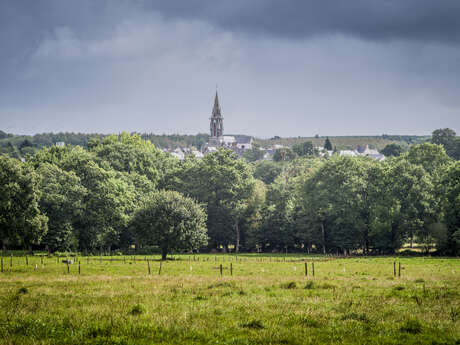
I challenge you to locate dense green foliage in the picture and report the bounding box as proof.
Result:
[0,131,210,156]
[432,128,460,160]
[131,190,207,259]
[381,143,404,157]
[0,130,459,255]
[0,156,47,250]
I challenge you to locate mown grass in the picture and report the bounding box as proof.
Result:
[0,255,459,344]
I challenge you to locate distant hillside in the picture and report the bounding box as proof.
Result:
[0,131,210,148]
[254,135,430,151]
[0,130,431,157]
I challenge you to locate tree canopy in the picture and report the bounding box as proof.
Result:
[130,190,207,259]
[0,130,458,256]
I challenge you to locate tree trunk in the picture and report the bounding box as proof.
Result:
[321,222,326,254]
[235,222,240,254]
[161,247,167,261]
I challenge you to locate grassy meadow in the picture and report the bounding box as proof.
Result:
[0,254,459,345]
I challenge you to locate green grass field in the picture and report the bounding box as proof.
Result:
[0,254,459,345]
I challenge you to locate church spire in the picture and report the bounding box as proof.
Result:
[212,91,222,118]
[210,90,224,139]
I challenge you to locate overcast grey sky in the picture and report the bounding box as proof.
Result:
[1,0,459,137]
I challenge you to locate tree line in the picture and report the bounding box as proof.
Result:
[0,130,459,257]
[0,130,210,158]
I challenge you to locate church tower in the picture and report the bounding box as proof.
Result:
[209,91,224,145]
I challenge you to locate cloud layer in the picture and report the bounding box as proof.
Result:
[0,1,459,136]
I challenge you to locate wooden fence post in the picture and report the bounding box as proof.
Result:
[78,261,81,275]
[10,254,13,268]
[230,263,233,276]
[26,255,28,266]
[312,262,315,277]
[394,261,396,276]
[158,261,162,275]
[220,264,223,276]
[147,259,151,275]
[67,261,70,274]
[398,262,401,277]
[305,262,308,276]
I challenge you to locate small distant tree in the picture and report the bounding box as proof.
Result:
[243,144,264,162]
[381,143,403,157]
[131,190,208,260]
[273,148,297,162]
[292,141,316,157]
[432,128,459,159]
[324,137,333,151]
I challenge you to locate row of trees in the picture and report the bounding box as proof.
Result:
[0,131,211,157]
[1,130,459,257]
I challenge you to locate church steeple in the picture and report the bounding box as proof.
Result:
[210,91,224,140]
[212,91,222,118]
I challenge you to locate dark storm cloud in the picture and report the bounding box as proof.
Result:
[141,0,460,43]
[0,0,459,136]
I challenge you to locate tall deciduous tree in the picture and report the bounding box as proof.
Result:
[298,156,372,254]
[368,159,436,253]
[169,150,255,250]
[131,190,208,260]
[88,132,173,188]
[442,162,460,255]
[37,163,86,252]
[0,156,47,250]
[32,146,136,251]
